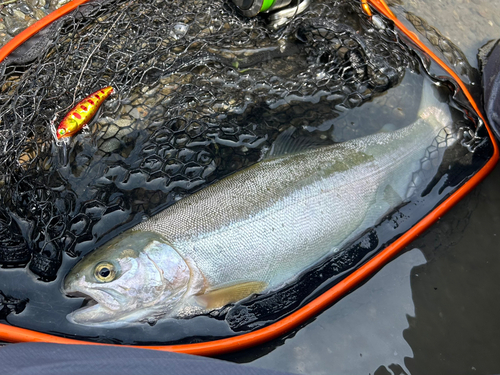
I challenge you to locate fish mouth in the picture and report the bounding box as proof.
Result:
[64,284,120,309]
[80,298,98,309]
[64,286,124,326]
[66,291,98,310]
[65,290,101,317]
[64,288,150,328]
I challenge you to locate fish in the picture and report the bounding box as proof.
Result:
[63,81,455,328]
[56,86,114,139]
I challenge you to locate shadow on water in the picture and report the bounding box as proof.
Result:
[221,166,500,375]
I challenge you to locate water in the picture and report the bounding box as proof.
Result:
[220,1,500,373]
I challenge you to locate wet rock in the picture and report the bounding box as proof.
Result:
[49,0,70,9]
[99,138,121,153]
[33,9,46,20]
[11,8,27,20]
[26,0,46,8]
[0,0,63,47]
[4,15,28,36]
[16,2,34,16]
[129,105,149,119]
[0,33,13,48]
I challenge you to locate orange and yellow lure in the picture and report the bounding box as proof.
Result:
[56,86,114,140]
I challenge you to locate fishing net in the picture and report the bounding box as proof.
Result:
[0,0,493,344]
[0,0,417,280]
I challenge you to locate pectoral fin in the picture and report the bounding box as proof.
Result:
[195,281,267,309]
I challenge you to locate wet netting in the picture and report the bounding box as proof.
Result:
[0,0,494,344]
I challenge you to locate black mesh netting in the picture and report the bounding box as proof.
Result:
[0,0,417,281]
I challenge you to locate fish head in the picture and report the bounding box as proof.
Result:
[63,231,191,327]
[56,118,78,139]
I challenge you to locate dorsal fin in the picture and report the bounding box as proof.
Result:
[266,127,330,159]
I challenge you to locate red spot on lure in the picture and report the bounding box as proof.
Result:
[56,86,114,140]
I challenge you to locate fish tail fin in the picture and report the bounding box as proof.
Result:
[404,79,459,199]
[417,79,455,135]
[416,79,459,154]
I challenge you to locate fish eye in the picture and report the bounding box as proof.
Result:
[58,129,66,135]
[94,262,116,283]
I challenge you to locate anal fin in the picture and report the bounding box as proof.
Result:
[195,281,267,309]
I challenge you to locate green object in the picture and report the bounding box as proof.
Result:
[260,0,275,12]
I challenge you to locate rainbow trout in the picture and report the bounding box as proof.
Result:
[63,81,454,327]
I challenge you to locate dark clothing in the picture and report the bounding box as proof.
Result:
[483,40,500,141]
[0,343,293,375]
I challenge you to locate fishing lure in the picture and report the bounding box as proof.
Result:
[56,86,114,140]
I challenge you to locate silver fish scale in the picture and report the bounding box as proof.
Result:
[135,116,442,289]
